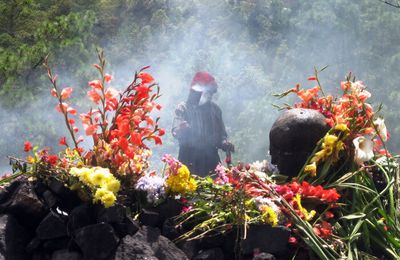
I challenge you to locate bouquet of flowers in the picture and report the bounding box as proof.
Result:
[6,50,166,208]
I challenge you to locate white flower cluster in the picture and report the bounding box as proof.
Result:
[135,173,166,204]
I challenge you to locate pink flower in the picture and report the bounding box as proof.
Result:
[60,87,73,100]
[104,74,113,83]
[88,80,102,90]
[87,89,102,104]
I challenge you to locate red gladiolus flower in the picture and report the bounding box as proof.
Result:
[104,74,113,83]
[88,80,102,90]
[46,155,58,166]
[56,103,69,113]
[87,89,102,104]
[59,137,67,146]
[138,72,154,84]
[84,123,98,136]
[135,84,151,100]
[130,132,142,146]
[67,107,77,115]
[158,128,165,136]
[60,87,73,100]
[24,141,32,152]
[51,88,57,97]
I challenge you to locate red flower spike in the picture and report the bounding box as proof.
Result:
[23,141,32,152]
[88,80,102,90]
[51,88,57,97]
[67,107,77,115]
[104,74,113,83]
[158,128,165,136]
[56,103,69,113]
[87,89,102,104]
[59,137,67,146]
[138,72,154,84]
[60,87,73,100]
[46,155,58,166]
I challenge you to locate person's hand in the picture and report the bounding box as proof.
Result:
[172,121,190,137]
[221,140,234,152]
[179,121,189,129]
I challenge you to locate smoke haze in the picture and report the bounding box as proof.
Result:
[1,0,400,173]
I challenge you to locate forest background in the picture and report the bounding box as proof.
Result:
[1,0,400,173]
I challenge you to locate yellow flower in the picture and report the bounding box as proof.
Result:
[100,191,117,208]
[323,135,338,146]
[93,188,117,208]
[294,194,316,221]
[105,179,121,193]
[177,165,190,179]
[260,205,278,226]
[304,162,317,177]
[90,170,107,186]
[311,134,345,163]
[166,165,197,194]
[93,188,108,201]
[334,123,349,132]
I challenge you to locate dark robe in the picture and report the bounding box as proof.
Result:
[172,98,227,177]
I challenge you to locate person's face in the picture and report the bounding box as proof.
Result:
[199,91,213,105]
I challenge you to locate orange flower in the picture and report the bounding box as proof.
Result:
[297,86,319,103]
[88,80,102,90]
[84,123,98,136]
[104,74,113,83]
[87,89,102,104]
[56,103,69,113]
[51,88,57,97]
[60,87,73,100]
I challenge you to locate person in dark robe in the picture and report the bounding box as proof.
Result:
[172,72,234,177]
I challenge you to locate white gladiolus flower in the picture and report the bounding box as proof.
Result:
[373,117,388,142]
[353,136,374,164]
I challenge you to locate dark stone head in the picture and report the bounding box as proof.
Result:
[269,108,330,178]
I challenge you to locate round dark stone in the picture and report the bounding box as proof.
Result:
[269,108,329,178]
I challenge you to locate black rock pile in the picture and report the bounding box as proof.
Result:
[0,178,187,260]
[0,178,291,260]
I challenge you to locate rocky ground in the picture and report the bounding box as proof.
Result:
[0,178,290,260]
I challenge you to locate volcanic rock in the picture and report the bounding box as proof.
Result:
[139,208,160,227]
[240,225,290,256]
[74,223,119,260]
[52,249,82,260]
[68,204,95,232]
[133,226,188,260]
[112,234,158,260]
[48,179,81,211]
[0,214,31,260]
[36,211,67,240]
[193,248,224,260]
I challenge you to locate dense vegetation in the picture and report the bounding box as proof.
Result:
[1,0,400,171]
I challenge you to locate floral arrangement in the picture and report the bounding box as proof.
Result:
[3,53,399,259]
[6,51,166,208]
[168,71,400,259]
